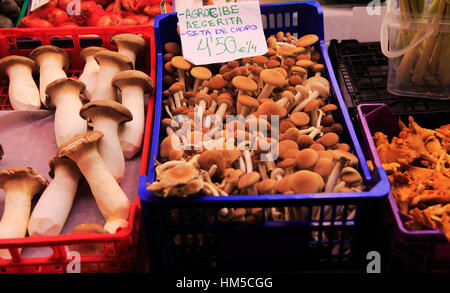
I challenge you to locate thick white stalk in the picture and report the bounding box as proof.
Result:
[7,65,40,110]
[93,117,125,182]
[79,55,99,101]
[28,164,80,236]
[0,189,31,259]
[119,85,145,159]
[70,146,129,221]
[54,97,87,146]
[39,59,66,106]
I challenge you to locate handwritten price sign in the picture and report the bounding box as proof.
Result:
[177,1,268,65]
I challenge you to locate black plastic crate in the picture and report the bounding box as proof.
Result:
[328,39,450,129]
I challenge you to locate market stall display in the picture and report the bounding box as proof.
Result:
[18,0,172,27]
[0,27,155,272]
[139,2,390,273]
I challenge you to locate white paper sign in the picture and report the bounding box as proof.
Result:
[177,1,268,65]
[30,0,50,11]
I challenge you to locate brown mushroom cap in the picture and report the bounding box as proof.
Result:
[277,46,295,57]
[194,93,213,108]
[296,59,314,68]
[30,45,70,71]
[297,134,314,149]
[94,50,133,71]
[164,42,180,55]
[260,69,286,87]
[267,59,281,68]
[296,34,319,47]
[112,70,154,93]
[289,75,303,86]
[252,55,268,66]
[291,66,308,76]
[160,134,182,159]
[198,150,226,177]
[314,157,333,177]
[0,55,37,78]
[45,77,86,110]
[277,158,296,169]
[258,101,287,119]
[289,112,310,127]
[310,143,326,151]
[317,150,334,161]
[232,75,258,92]
[312,63,325,73]
[207,75,227,90]
[0,167,48,196]
[80,99,133,125]
[238,95,259,109]
[111,33,146,53]
[322,104,338,113]
[295,148,318,170]
[80,46,107,63]
[57,130,104,159]
[48,156,80,179]
[277,174,292,193]
[256,178,278,194]
[168,81,185,94]
[340,167,363,186]
[317,132,340,148]
[289,170,324,194]
[191,66,212,81]
[304,99,320,113]
[69,223,107,254]
[238,171,260,190]
[159,165,199,187]
[277,139,299,160]
[331,150,359,167]
[171,56,191,71]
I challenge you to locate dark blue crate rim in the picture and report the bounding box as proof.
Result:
[139,1,390,205]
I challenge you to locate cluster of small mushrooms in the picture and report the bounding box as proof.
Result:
[148,31,364,223]
[0,33,153,256]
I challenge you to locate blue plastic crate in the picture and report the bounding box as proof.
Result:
[138,1,390,272]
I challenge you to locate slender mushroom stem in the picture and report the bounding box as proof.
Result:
[243,149,253,173]
[291,90,320,113]
[325,157,349,193]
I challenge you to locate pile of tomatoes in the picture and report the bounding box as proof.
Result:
[19,0,172,27]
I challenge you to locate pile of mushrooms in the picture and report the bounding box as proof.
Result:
[148,31,364,223]
[0,34,153,243]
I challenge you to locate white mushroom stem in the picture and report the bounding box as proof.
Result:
[61,136,130,222]
[196,100,208,120]
[156,160,187,176]
[118,84,146,159]
[5,62,40,110]
[243,149,253,173]
[309,127,322,139]
[201,86,210,94]
[92,116,127,182]
[79,55,99,100]
[0,185,36,258]
[325,157,349,193]
[177,69,186,89]
[203,182,219,196]
[291,90,320,113]
[215,102,229,120]
[333,181,346,193]
[298,126,317,135]
[270,168,284,181]
[316,109,325,128]
[28,161,80,236]
[263,152,276,171]
[208,164,218,178]
[239,156,246,173]
[257,83,276,101]
[187,154,200,167]
[38,59,67,106]
[165,105,174,119]
[276,42,297,49]
[258,162,268,180]
[49,81,87,146]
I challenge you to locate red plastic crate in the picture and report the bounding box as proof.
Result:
[0,25,156,273]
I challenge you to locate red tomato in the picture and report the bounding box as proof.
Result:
[19,16,53,28]
[60,22,79,27]
[32,8,69,26]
